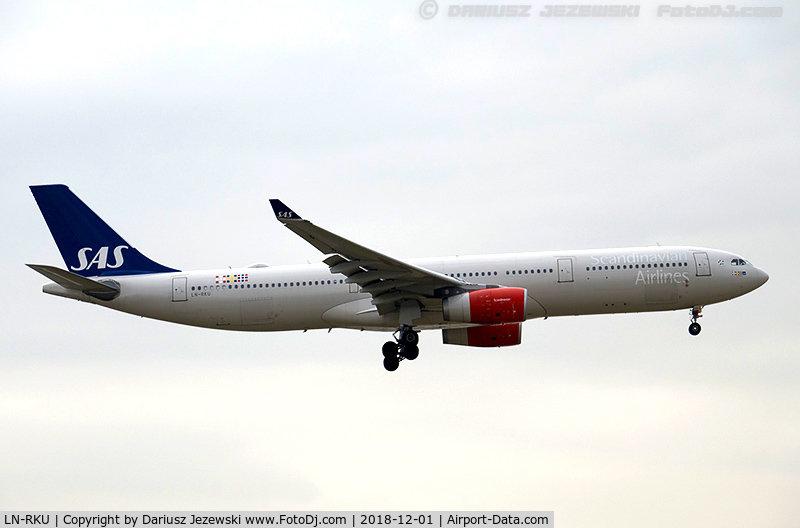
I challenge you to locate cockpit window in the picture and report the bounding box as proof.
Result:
[731,258,752,266]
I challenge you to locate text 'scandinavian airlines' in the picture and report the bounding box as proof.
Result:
[28,185,768,371]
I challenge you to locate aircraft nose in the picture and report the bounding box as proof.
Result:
[753,267,769,288]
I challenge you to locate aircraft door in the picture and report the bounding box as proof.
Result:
[693,252,711,277]
[557,258,574,283]
[172,277,187,302]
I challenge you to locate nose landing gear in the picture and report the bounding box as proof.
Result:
[382,325,419,371]
[688,306,703,336]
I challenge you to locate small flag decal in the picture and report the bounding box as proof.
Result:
[216,274,249,284]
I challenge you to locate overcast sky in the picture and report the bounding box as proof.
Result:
[1,2,798,526]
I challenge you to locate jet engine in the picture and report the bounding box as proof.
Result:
[442,287,527,325]
[442,323,522,347]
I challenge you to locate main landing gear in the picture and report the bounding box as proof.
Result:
[382,325,419,372]
[689,306,703,336]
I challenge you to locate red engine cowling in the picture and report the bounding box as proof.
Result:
[442,287,528,324]
[442,323,522,347]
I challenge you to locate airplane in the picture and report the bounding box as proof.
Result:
[28,184,769,371]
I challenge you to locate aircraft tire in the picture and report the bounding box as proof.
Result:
[382,341,399,358]
[383,356,400,372]
[401,330,419,346]
[689,322,701,336]
[400,344,419,361]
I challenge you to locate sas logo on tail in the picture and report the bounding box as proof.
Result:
[71,245,129,271]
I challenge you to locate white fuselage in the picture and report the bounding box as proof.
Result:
[43,246,768,333]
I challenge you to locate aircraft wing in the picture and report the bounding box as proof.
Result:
[269,200,475,315]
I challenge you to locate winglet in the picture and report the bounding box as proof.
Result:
[269,199,303,221]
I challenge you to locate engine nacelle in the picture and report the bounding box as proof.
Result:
[442,287,527,325]
[442,323,522,347]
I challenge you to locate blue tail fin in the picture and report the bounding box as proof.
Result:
[30,184,179,277]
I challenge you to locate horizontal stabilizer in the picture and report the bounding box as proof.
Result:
[27,264,120,300]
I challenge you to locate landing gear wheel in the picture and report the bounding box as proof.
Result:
[400,328,419,346]
[383,356,400,372]
[400,344,419,361]
[688,306,703,336]
[383,326,420,371]
[382,341,399,358]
